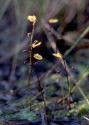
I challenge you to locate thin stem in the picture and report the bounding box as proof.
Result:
[57,68,89,105]
[55,39,65,104]
[35,69,48,124]
[28,24,35,110]
[63,59,72,109]
[35,70,47,112]
[64,26,89,57]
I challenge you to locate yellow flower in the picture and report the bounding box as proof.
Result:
[32,40,42,48]
[48,18,59,23]
[27,15,37,24]
[53,52,63,59]
[34,54,43,60]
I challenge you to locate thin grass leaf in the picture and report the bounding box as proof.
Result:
[64,26,89,57]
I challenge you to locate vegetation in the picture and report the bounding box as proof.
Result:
[0,0,89,124]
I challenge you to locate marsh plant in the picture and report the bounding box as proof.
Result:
[26,15,79,124]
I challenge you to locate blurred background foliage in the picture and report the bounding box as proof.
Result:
[0,0,89,124]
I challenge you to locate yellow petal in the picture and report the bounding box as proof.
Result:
[48,18,59,23]
[53,52,62,59]
[32,40,42,48]
[27,15,37,23]
[34,54,43,60]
